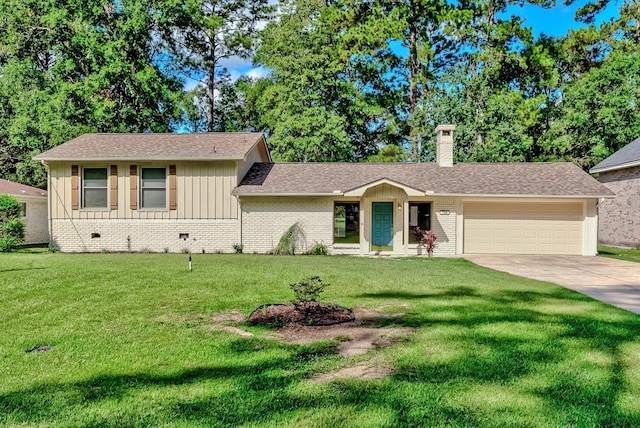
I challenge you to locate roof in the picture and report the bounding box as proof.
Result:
[590,137,640,174]
[33,133,268,162]
[0,178,47,197]
[234,162,613,198]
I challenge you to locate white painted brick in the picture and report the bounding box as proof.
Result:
[51,219,240,253]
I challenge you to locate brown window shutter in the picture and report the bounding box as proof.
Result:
[169,165,177,210]
[129,165,137,210]
[110,165,118,210]
[71,165,79,210]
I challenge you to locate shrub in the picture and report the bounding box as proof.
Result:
[0,194,25,252]
[233,243,244,254]
[310,241,328,255]
[273,222,304,255]
[290,276,329,302]
[412,226,437,257]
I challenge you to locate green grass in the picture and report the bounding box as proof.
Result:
[2,253,640,427]
[599,245,640,263]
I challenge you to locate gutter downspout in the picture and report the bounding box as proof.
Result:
[41,160,53,248]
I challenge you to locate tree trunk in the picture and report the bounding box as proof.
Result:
[408,1,419,162]
[207,37,216,132]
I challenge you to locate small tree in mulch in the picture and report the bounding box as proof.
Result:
[290,276,328,302]
[248,276,354,326]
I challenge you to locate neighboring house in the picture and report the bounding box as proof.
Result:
[590,137,640,248]
[34,126,612,256]
[0,178,49,245]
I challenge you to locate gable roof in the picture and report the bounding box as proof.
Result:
[590,137,640,174]
[33,133,269,162]
[0,178,47,197]
[234,162,613,198]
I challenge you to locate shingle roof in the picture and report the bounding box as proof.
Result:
[33,133,267,161]
[0,178,47,197]
[590,137,640,173]
[234,162,613,198]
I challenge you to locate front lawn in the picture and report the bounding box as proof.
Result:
[599,245,640,263]
[2,253,640,427]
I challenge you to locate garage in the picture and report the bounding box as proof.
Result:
[463,201,584,255]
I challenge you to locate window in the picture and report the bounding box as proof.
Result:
[83,168,108,208]
[334,202,359,244]
[19,202,27,217]
[409,202,431,243]
[140,167,167,209]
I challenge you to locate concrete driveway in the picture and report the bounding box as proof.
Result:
[464,255,640,314]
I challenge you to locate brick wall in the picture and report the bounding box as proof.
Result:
[241,197,333,254]
[432,198,457,256]
[51,196,461,255]
[598,167,640,248]
[51,219,240,253]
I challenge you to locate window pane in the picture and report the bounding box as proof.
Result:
[84,188,108,207]
[334,202,359,244]
[142,188,166,208]
[142,168,166,189]
[84,168,107,180]
[83,168,107,208]
[409,202,431,243]
[141,168,166,208]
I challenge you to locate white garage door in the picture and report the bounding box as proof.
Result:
[464,202,584,255]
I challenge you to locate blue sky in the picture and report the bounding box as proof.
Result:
[505,0,620,38]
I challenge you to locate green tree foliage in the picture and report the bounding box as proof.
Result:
[254,0,357,161]
[159,0,274,132]
[0,194,25,252]
[544,49,640,168]
[1,0,639,176]
[0,0,182,188]
[365,145,410,163]
[336,0,456,161]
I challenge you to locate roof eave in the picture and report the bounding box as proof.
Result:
[12,193,48,199]
[435,192,614,199]
[233,192,344,197]
[343,177,425,197]
[32,156,244,162]
[590,159,640,174]
[234,191,613,198]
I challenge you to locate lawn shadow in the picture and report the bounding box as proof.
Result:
[0,267,46,273]
[3,283,640,426]
[359,285,640,426]
[357,286,477,300]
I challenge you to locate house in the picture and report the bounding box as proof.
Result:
[33,126,613,255]
[590,137,640,248]
[0,178,49,245]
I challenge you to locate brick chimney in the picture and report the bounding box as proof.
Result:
[435,124,456,167]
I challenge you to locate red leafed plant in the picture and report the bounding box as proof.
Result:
[413,226,437,257]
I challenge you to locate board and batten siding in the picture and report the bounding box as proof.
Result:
[48,161,239,220]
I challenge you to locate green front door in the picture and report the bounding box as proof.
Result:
[372,202,393,250]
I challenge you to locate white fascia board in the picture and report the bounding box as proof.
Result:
[589,160,640,174]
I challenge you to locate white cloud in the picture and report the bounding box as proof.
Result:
[244,66,270,80]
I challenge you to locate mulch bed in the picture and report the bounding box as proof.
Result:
[248,302,355,326]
